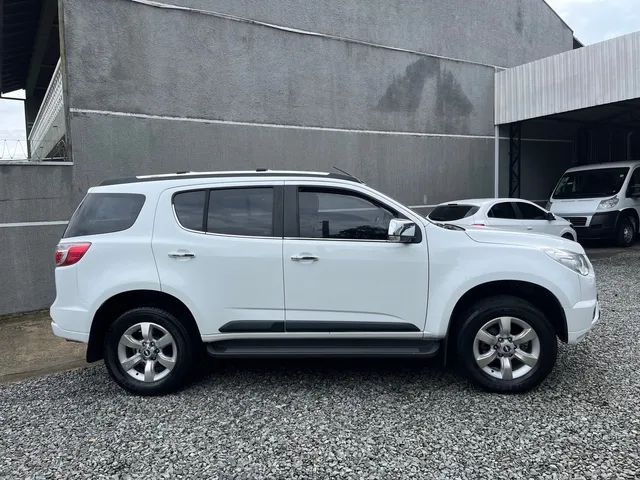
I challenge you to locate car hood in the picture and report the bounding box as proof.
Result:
[465,227,584,254]
[550,197,606,216]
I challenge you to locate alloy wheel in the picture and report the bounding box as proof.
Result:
[117,322,177,382]
[473,316,540,380]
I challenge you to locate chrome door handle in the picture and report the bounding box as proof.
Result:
[291,254,318,262]
[168,250,195,259]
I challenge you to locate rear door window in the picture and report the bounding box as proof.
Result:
[487,202,518,219]
[64,193,145,238]
[173,190,206,231]
[429,205,479,221]
[207,188,274,237]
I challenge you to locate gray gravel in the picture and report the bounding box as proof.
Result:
[1,247,640,479]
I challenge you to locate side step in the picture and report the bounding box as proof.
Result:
[206,338,441,358]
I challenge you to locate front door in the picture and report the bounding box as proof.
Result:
[282,182,429,333]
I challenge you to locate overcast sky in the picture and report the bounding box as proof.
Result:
[1,0,639,159]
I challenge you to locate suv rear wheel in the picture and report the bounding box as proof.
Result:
[104,307,196,395]
[456,295,557,393]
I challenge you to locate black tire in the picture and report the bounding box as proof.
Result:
[455,295,557,393]
[104,307,196,395]
[616,215,636,247]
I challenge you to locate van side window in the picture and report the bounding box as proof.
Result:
[628,169,640,197]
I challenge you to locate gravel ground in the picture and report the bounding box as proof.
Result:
[1,248,639,479]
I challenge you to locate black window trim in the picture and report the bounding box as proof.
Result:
[284,185,422,243]
[171,185,284,238]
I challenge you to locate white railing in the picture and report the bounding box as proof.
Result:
[28,58,65,160]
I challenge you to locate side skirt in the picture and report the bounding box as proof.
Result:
[206,338,441,358]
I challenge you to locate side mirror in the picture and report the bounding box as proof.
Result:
[545,212,555,221]
[388,219,418,243]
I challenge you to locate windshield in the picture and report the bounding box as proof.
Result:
[552,167,629,199]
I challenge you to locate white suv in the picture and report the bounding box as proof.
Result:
[51,171,599,395]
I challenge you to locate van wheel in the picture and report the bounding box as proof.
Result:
[456,295,557,393]
[616,216,636,247]
[104,307,196,395]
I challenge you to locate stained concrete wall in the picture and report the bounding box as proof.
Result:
[0,163,73,314]
[1,0,574,314]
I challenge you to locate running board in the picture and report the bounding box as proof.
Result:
[206,338,441,358]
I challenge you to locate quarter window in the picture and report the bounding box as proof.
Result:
[488,202,518,219]
[298,188,395,240]
[207,188,274,237]
[64,193,145,238]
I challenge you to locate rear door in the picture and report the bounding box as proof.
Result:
[152,181,285,336]
[282,181,429,332]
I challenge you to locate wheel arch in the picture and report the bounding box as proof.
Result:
[87,289,201,362]
[446,280,568,352]
[620,208,639,232]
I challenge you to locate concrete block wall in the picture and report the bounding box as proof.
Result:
[0,163,73,314]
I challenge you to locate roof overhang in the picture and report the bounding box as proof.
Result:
[495,31,640,125]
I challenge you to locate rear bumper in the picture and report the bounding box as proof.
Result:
[50,303,90,343]
[566,299,600,344]
[574,211,620,240]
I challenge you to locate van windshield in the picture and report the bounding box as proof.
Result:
[552,167,629,199]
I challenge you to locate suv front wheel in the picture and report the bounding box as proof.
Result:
[456,295,557,393]
[104,307,196,395]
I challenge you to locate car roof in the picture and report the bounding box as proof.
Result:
[433,198,535,207]
[99,169,362,186]
[565,160,640,173]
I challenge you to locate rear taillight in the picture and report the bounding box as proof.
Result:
[55,243,91,267]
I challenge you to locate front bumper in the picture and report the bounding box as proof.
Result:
[573,211,620,240]
[565,299,600,344]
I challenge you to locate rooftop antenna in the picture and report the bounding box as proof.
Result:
[333,165,364,184]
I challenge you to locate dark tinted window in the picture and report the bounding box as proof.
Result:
[207,188,274,236]
[628,168,640,196]
[298,188,395,240]
[516,202,548,220]
[174,190,206,231]
[64,193,145,238]
[429,205,479,221]
[488,202,517,219]
[553,167,629,199]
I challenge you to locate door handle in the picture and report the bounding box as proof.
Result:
[526,227,533,230]
[168,250,195,259]
[291,254,318,262]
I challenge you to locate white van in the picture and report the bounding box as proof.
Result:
[547,161,640,247]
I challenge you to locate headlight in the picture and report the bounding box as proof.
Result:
[543,248,592,276]
[597,196,619,209]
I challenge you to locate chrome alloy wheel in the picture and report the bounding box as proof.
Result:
[117,322,177,382]
[473,316,540,380]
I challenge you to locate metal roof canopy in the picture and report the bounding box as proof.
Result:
[495,31,640,125]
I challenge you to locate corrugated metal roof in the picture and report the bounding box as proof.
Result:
[495,31,640,124]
